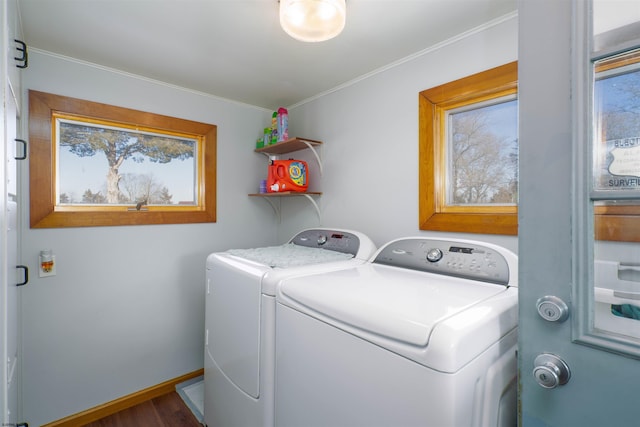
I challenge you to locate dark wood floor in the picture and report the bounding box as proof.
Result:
[83,391,202,427]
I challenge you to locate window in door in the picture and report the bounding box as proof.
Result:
[575,2,640,359]
[593,49,640,242]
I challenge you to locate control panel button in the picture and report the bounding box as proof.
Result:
[426,248,443,262]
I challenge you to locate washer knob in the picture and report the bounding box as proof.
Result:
[317,234,327,245]
[426,248,443,262]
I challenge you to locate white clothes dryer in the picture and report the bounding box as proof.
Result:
[275,237,518,427]
[204,228,376,427]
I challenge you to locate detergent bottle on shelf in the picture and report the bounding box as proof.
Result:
[267,159,308,193]
[277,107,288,142]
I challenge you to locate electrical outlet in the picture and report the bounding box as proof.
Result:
[39,255,56,277]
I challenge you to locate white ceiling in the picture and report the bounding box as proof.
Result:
[18,0,517,109]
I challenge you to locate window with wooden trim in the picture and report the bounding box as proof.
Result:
[29,90,217,228]
[419,62,518,235]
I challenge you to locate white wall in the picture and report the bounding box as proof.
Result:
[19,13,519,426]
[19,51,278,426]
[281,14,519,253]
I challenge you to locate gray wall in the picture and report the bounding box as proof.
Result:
[20,51,278,425]
[281,14,519,251]
[19,13,518,426]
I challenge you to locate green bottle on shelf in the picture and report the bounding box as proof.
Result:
[271,111,278,145]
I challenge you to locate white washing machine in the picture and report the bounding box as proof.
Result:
[275,237,518,427]
[204,228,376,427]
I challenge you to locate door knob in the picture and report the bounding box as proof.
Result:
[533,353,571,389]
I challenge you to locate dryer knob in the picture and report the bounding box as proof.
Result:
[426,248,443,262]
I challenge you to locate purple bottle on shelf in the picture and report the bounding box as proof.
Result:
[277,107,288,142]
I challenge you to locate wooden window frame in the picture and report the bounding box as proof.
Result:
[418,62,518,235]
[29,90,217,228]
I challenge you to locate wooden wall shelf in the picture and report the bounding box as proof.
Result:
[255,137,322,155]
[251,137,323,221]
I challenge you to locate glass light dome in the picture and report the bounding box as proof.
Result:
[280,0,346,42]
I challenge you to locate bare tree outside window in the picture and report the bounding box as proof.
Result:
[120,173,174,205]
[448,99,518,205]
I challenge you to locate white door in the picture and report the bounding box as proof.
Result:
[519,1,640,425]
[2,0,21,421]
[4,84,20,427]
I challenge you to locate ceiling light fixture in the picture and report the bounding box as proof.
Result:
[279,0,346,42]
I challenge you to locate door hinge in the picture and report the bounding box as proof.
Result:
[16,265,29,287]
[15,139,27,160]
[14,39,28,69]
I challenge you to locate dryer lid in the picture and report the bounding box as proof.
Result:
[279,263,508,347]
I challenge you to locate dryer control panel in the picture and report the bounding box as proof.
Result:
[373,238,512,285]
[291,229,361,256]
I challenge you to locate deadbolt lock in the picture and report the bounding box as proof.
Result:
[536,296,570,322]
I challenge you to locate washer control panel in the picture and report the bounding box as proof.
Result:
[373,238,512,285]
[291,229,361,256]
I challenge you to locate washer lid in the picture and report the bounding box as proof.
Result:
[226,244,354,268]
[279,263,508,347]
